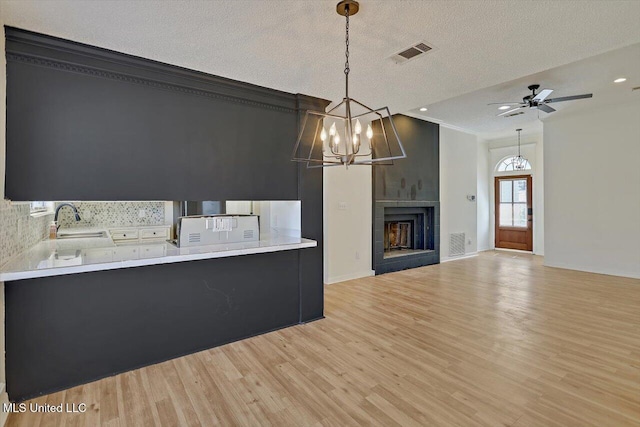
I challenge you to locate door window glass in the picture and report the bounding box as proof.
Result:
[499,178,528,228]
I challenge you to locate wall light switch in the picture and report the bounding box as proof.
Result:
[338,202,348,210]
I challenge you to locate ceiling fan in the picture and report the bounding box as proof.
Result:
[490,84,593,117]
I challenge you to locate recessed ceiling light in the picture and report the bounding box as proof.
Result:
[419,107,428,112]
[498,105,511,110]
[614,78,627,83]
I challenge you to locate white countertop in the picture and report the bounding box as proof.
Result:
[0,228,317,282]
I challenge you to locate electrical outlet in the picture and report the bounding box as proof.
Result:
[138,209,146,218]
[355,251,360,260]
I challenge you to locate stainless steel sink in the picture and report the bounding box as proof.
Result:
[56,231,108,239]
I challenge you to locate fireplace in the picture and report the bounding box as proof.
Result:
[385,221,412,251]
[381,206,434,259]
[373,202,439,274]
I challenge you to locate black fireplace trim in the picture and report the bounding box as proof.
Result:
[373,201,440,275]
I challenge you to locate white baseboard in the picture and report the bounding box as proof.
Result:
[441,252,478,263]
[544,260,640,280]
[325,270,375,285]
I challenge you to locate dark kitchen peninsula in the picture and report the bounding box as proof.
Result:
[3,27,328,402]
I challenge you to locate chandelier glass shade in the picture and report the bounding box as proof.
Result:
[291,0,406,168]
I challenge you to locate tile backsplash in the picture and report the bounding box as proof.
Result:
[56,201,165,228]
[0,200,52,267]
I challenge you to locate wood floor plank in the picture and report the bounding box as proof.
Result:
[6,251,640,426]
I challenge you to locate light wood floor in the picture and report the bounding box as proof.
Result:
[6,251,640,426]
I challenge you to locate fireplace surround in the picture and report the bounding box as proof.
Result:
[373,201,439,274]
[371,115,440,275]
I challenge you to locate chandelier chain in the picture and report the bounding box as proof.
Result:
[344,7,350,76]
[518,129,521,156]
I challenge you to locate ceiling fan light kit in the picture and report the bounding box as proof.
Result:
[491,84,593,118]
[291,0,406,168]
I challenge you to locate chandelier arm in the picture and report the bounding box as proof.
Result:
[349,98,382,114]
[352,153,404,164]
[384,106,407,158]
[306,162,346,169]
[306,118,323,162]
[291,111,311,160]
[311,115,323,156]
[326,99,347,114]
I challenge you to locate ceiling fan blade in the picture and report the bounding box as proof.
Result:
[546,93,593,103]
[537,104,556,113]
[532,89,553,102]
[487,102,521,105]
[497,107,523,117]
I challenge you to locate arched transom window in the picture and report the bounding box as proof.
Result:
[496,156,532,172]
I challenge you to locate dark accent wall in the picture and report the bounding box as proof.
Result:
[6,252,300,402]
[3,27,328,400]
[373,115,439,201]
[372,115,440,274]
[4,27,327,202]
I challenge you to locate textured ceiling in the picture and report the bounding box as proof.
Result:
[2,0,640,138]
[412,43,640,140]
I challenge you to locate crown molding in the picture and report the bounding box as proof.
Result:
[5,26,329,114]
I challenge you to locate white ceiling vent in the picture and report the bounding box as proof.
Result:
[506,111,525,117]
[391,41,434,65]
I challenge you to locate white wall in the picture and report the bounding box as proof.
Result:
[534,135,545,254]
[440,126,479,260]
[323,165,373,284]
[477,139,490,251]
[487,134,544,255]
[544,99,640,279]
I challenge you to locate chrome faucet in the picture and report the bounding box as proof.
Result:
[54,203,82,229]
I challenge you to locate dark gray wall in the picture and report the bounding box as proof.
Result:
[372,115,440,274]
[4,27,327,202]
[6,252,300,402]
[373,115,439,201]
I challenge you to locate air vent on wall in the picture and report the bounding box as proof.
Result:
[449,233,465,257]
[391,41,434,64]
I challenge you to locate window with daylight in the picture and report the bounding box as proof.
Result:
[496,156,532,172]
[499,179,528,227]
[30,201,54,216]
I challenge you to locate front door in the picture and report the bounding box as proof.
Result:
[495,175,532,251]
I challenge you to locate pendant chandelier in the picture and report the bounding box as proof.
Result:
[514,128,528,170]
[291,0,406,168]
